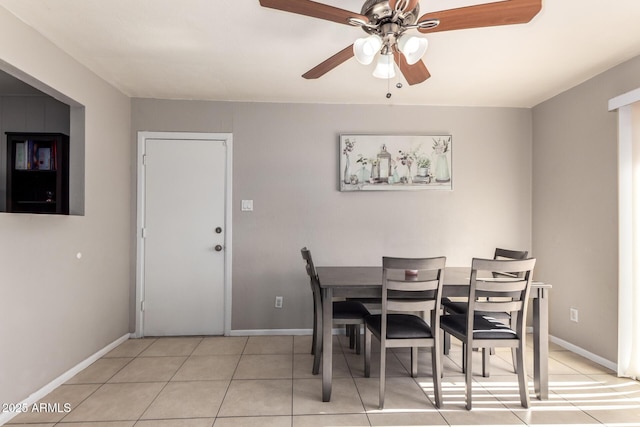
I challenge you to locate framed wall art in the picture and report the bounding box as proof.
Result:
[339,134,452,191]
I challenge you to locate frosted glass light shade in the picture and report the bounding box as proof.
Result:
[372,54,396,79]
[353,35,383,65]
[398,35,428,65]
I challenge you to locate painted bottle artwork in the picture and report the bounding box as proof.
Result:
[343,138,355,184]
[432,137,451,183]
[356,165,370,183]
[339,134,452,191]
[435,153,450,182]
[343,154,351,184]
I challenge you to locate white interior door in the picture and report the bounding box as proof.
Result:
[142,137,227,336]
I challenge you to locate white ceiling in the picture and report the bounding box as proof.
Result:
[1,0,640,107]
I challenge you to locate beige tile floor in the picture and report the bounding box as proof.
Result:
[6,334,640,426]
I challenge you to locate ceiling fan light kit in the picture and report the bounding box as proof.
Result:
[354,31,429,78]
[397,34,428,65]
[350,0,433,79]
[354,34,383,65]
[259,0,542,86]
[372,54,396,79]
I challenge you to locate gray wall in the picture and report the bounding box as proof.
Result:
[0,8,131,405]
[132,99,533,331]
[532,54,640,363]
[0,95,70,210]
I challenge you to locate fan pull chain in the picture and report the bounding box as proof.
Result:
[385,75,403,99]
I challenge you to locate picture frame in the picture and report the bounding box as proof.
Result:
[339,134,452,191]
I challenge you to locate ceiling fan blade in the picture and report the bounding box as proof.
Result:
[303,45,355,79]
[417,0,541,33]
[394,51,430,85]
[259,0,368,25]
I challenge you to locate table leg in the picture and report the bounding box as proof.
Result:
[533,287,549,400]
[322,287,333,402]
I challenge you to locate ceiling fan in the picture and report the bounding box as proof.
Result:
[258,0,542,85]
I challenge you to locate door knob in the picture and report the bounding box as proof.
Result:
[214,245,223,252]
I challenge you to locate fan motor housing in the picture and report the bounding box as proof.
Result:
[360,0,420,30]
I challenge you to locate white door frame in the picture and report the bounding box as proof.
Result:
[135,131,233,337]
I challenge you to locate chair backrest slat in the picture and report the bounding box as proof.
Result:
[473,257,534,273]
[383,256,445,272]
[386,278,440,292]
[475,300,523,313]
[388,299,437,312]
[494,248,529,260]
[475,278,528,293]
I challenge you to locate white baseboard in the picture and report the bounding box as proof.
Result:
[549,334,617,372]
[229,329,311,336]
[0,333,131,426]
[526,327,617,372]
[229,329,311,337]
[229,328,351,336]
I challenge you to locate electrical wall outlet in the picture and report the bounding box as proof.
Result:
[275,296,283,309]
[570,307,579,322]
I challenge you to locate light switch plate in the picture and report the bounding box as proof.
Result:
[241,200,253,211]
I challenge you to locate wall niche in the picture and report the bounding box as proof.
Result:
[0,67,85,215]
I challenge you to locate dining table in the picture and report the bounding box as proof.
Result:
[315,265,551,403]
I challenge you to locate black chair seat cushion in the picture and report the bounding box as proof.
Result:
[440,314,518,339]
[333,301,370,320]
[441,298,466,314]
[442,299,511,321]
[365,314,433,339]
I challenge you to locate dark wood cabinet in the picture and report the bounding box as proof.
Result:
[6,132,69,214]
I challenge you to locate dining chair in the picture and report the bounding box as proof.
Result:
[442,248,528,375]
[301,247,370,375]
[440,257,536,410]
[363,256,446,409]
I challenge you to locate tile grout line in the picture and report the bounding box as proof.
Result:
[351,347,374,427]
[54,338,159,425]
[214,335,250,422]
[135,336,204,425]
